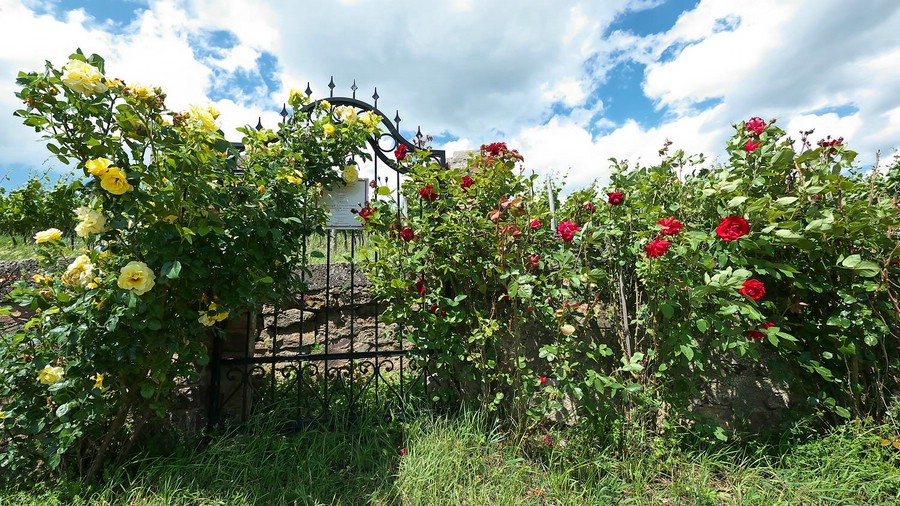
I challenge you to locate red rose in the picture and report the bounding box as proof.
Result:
[645,237,672,258]
[369,180,377,189]
[747,321,775,341]
[745,139,761,152]
[818,137,843,148]
[715,215,750,241]
[745,117,767,135]
[739,278,765,301]
[583,201,596,213]
[539,376,548,385]
[556,220,580,243]
[419,185,439,201]
[460,175,475,189]
[530,218,541,230]
[394,144,408,161]
[400,226,415,242]
[399,447,406,455]
[607,192,624,205]
[415,279,426,297]
[430,303,439,314]
[527,253,541,270]
[358,206,375,223]
[658,216,684,236]
[482,142,507,157]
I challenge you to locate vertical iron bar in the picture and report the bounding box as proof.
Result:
[298,206,308,421]
[397,163,404,404]
[373,136,380,406]
[324,229,332,417]
[349,230,356,414]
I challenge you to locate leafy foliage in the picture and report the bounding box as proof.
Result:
[0,50,377,482]
[362,118,900,432]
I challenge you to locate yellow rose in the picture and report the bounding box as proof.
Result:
[130,83,155,100]
[117,261,155,295]
[323,123,336,137]
[92,373,109,392]
[0,409,7,420]
[74,207,107,237]
[341,165,359,184]
[34,228,62,244]
[38,364,65,385]
[62,254,95,288]
[360,111,382,129]
[319,100,331,110]
[188,105,219,134]
[99,167,133,195]
[85,157,114,176]
[199,302,229,326]
[336,106,358,124]
[61,59,107,96]
[285,174,303,184]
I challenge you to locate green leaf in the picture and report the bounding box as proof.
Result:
[56,401,75,418]
[660,303,675,320]
[160,260,182,280]
[839,255,880,277]
[680,344,694,361]
[840,254,862,268]
[696,319,709,332]
[775,196,798,206]
[775,229,803,242]
[834,406,851,419]
[140,383,155,399]
[377,185,392,196]
[727,196,748,207]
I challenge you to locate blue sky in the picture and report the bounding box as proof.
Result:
[1,0,899,191]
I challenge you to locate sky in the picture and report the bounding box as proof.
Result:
[1,0,899,191]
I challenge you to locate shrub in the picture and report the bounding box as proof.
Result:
[363,118,900,433]
[0,50,377,482]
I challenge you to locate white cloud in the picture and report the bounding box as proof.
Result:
[1,0,898,193]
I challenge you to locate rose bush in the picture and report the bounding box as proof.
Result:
[0,50,376,482]
[362,116,900,435]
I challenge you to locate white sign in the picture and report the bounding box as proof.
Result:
[322,179,369,230]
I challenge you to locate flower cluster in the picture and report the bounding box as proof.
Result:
[85,157,133,195]
[742,116,767,152]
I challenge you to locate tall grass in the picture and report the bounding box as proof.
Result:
[2,410,898,505]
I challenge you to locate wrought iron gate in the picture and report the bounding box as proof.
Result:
[208,79,446,428]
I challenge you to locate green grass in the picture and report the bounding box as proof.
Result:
[2,411,898,505]
[0,235,42,262]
